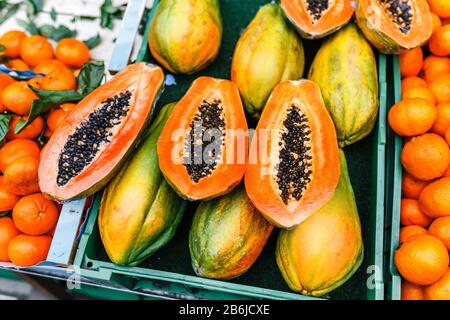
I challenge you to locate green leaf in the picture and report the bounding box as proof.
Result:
[100,0,123,29]
[0,113,12,142]
[0,44,5,51]
[30,87,84,104]
[25,0,44,17]
[0,211,9,217]
[76,61,105,95]
[84,34,101,49]
[0,3,20,25]
[38,24,56,38]
[17,61,105,134]
[17,18,39,35]
[14,100,56,134]
[51,25,77,41]
[50,7,57,21]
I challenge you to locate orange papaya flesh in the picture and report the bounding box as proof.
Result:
[157,77,248,201]
[281,0,355,39]
[39,63,164,202]
[245,79,340,229]
[355,0,433,54]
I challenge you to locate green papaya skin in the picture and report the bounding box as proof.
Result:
[276,150,363,297]
[189,185,273,280]
[231,3,304,119]
[148,0,222,74]
[98,103,187,266]
[308,23,378,147]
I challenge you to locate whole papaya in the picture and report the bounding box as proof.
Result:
[98,103,187,266]
[308,23,378,147]
[189,185,273,280]
[148,0,222,74]
[231,3,304,118]
[276,150,363,297]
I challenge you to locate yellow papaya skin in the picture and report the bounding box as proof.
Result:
[231,3,304,119]
[189,185,273,280]
[276,150,363,297]
[308,23,378,147]
[148,0,222,75]
[98,103,187,266]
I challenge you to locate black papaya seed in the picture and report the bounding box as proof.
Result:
[57,90,132,186]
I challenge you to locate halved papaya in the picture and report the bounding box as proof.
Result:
[39,63,164,202]
[280,0,355,39]
[157,77,248,200]
[355,0,433,53]
[245,80,340,228]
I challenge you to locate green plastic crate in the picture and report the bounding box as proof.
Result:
[384,56,402,300]
[73,0,387,300]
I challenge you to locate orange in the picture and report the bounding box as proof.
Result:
[428,216,450,250]
[395,234,449,285]
[1,81,39,115]
[40,67,77,91]
[0,73,15,112]
[0,217,20,262]
[44,128,52,139]
[444,165,450,177]
[13,193,59,236]
[401,77,428,93]
[0,182,20,212]
[8,234,51,266]
[388,98,437,137]
[431,102,450,136]
[19,35,53,67]
[401,280,425,300]
[7,59,30,71]
[55,38,90,69]
[400,199,433,227]
[34,59,66,75]
[399,225,428,243]
[3,156,40,196]
[419,177,450,218]
[431,12,443,34]
[6,116,44,140]
[423,56,450,83]
[424,267,450,300]
[446,126,450,145]
[0,30,26,58]
[0,139,40,173]
[46,109,67,132]
[402,173,429,199]
[400,47,424,78]
[429,25,450,56]
[428,0,450,19]
[401,133,450,181]
[429,73,450,103]
[402,87,436,104]
[60,103,77,113]
[27,77,42,89]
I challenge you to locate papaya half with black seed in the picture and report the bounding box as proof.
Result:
[276,150,363,297]
[355,0,433,53]
[281,0,355,39]
[157,77,248,201]
[99,103,187,266]
[245,79,340,229]
[148,0,222,74]
[39,62,164,202]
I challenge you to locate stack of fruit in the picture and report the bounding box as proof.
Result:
[388,1,450,300]
[0,29,94,266]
